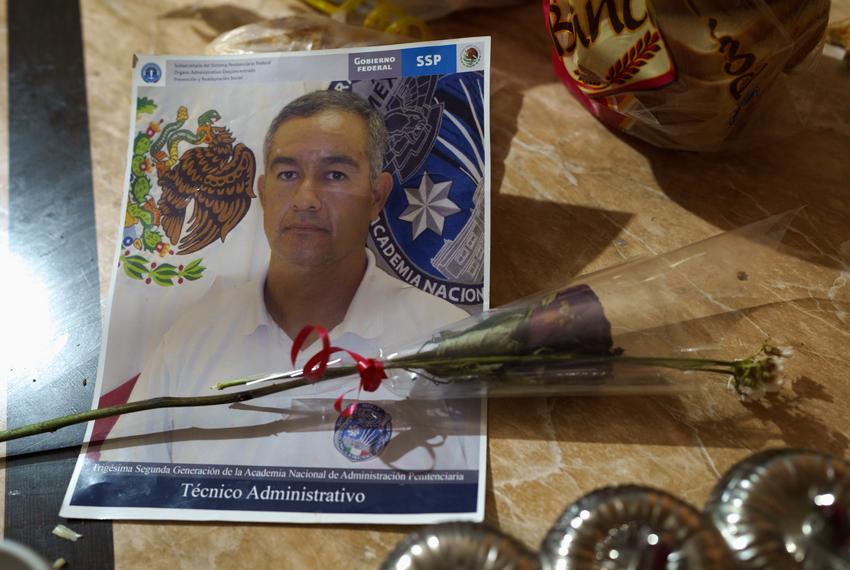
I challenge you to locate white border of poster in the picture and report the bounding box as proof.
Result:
[62,37,491,523]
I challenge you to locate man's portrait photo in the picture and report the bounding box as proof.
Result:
[66,48,491,522]
[96,87,482,468]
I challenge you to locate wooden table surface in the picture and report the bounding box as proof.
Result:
[2,0,849,567]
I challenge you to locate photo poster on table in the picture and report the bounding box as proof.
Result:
[62,37,491,523]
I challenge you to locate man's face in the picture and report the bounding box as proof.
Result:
[258,109,391,268]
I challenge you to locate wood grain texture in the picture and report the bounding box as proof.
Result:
[0,0,842,566]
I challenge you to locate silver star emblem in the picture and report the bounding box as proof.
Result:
[399,172,460,240]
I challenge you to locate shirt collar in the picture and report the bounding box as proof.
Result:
[244,249,387,341]
[240,270,276,337]
[332,249,385,340]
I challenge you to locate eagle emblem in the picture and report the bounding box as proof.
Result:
[156,121,256,255]
[120,99,257,286]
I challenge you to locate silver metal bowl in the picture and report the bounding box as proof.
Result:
[381,522,540,570]
[706,448,850,569]
[540,485,733,569]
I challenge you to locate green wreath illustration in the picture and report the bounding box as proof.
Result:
[120,97,256,286]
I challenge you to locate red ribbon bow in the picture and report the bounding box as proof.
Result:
[291,325,387,418]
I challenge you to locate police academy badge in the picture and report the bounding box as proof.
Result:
[331,73,486,308]
[334,403,393,462]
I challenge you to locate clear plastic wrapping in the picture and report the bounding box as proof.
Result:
[376,212,795,400]
[227,213,799,408]
[544,0,831,151]
[206,13,406,55]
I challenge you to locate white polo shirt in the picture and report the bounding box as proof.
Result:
[100,250,478,469]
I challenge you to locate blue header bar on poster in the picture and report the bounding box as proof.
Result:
[401,44,457,77]
[347,44,457,81]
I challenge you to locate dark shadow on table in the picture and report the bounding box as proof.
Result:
[490,197,633,304]
[431,1,557,204]
[489,74,524,201]
[487,381,847,458]
[618,52,850,270]
[484,459,502,528]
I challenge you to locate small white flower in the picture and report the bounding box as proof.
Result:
[730,345,792,402]
[765,345,794,358]
[764,355,785,377]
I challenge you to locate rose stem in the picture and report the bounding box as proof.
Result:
[0,369,355,444]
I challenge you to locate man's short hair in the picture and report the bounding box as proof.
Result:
[263,90,388,184]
